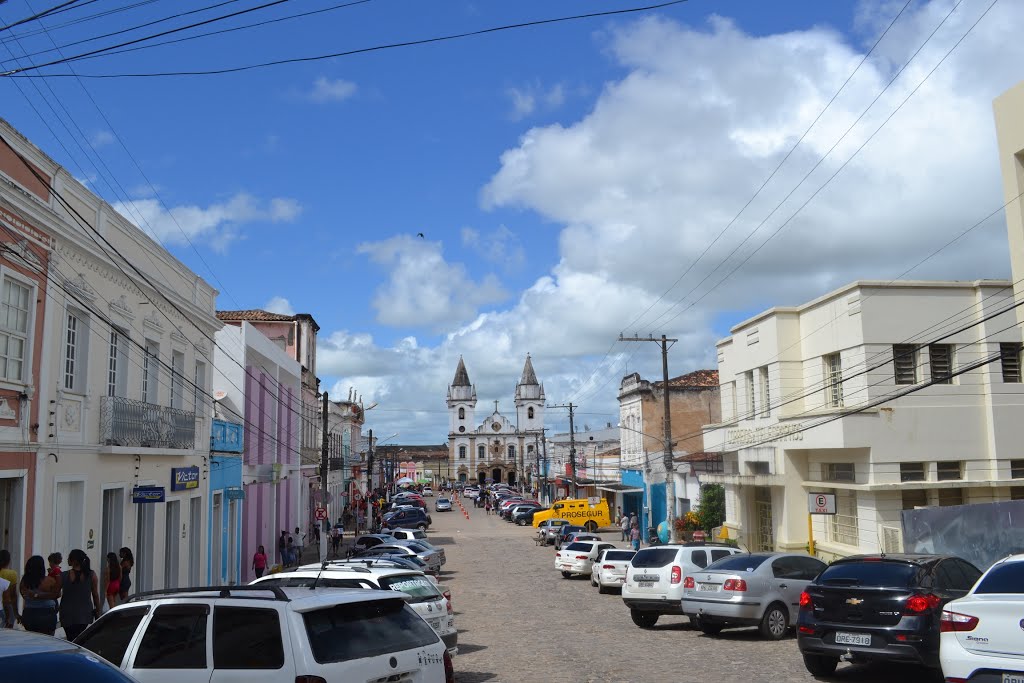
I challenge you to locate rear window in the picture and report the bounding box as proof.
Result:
[974,562,1024,594]
[303,598,438,663]
[706,554,771,572]
[565,542,594,552]
[605,551,636,561]
[818,561,918,588]
[631,549,678,568]
[377,575,441,603]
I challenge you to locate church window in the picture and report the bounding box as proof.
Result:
[528,406,534,419]
[508,445,516,459]
[458,407,465,420]
[478,445,485,459]
[527,445,534,454]
[458,446,466,459]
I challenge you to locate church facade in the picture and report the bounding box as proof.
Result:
[447,355,545,486]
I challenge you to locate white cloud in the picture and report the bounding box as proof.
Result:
[357,235,507,329]
[506,81,568,121]
[460,225,525,271]
[320,0,1024,441]
[112,192,303,251]
[264,296,295,315]
[90,130,114,148]
[309,77,357,103]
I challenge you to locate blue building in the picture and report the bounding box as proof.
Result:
[208,419,244,585]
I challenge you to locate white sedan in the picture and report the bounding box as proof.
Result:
[554,540,617,579]
[591,548,636,594]
[940,553,1024,682]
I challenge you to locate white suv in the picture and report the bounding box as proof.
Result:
[622,543,742,628]
[74,585,453,682]
[253,564,457,655]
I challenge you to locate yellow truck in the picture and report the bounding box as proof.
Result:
[532,497,611,532]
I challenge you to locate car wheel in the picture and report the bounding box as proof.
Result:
[630,610,659,628]
[759,603,788,640]
[597,584,609,595]
[801,654,839,677]
[417,524,427,530]
[516,519,525,526]
[584,520,598,533]
[561,571,572,579]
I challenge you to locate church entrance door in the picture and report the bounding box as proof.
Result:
[507,472,517,487]
[491,468,502,484]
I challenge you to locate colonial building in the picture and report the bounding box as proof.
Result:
[447,355,544,486]
[704,280,1024,560]
[375,444,449,488]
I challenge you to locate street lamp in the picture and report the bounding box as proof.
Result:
[618,421,679,542]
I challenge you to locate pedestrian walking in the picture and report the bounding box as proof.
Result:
[285,536,295,567]
[19,555,59,635]
[102,552,121,611]
[1,549,18,629]
[630,523,641,551]
[620,514,630,542]
[252,545,268,578]
[629,512,638,531]
[118,548,134,602]
[278,530,289,567]
[330,525,341,557]
[59,549,101,641]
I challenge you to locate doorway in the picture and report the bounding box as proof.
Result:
[55,480,85,554]
[228,498,239,584]
[0,477,24,571]
[754,487,774,552]
[101,488,124,559]
[211,493,222,585]
[188,497,201,586]
[491,468,502,484]
[507,472,517,487]
[164,500,180,589]
[135,503,155,593]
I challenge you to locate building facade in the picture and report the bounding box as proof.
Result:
[213,319,301,581]
[447,355,544,487]
[208,418,244,585]
[705,280,1024,560]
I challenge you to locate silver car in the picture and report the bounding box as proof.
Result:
[681,552,827,640]
[375,542,443,574]
[435,497,453,512]
[535,518,570,545]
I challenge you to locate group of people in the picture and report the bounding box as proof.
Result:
[0,546,134,639]
[617,510,642,550]
[277,527,306,569]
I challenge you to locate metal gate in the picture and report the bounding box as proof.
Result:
[754,487,774,551]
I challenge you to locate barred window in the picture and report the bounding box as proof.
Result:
[759,367,770,417]
[829,490,859,546]
[823,462,855,483]
[823,353,843,408]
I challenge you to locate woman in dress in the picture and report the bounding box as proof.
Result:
[103,552,121,610]
[252,545,267,578]
[118,547,134,601]
[19,555,60,635]
[59,549,101,641]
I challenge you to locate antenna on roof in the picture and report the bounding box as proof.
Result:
[310,559,329,590]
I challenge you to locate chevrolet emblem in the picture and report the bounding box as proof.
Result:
[845,598,864,606]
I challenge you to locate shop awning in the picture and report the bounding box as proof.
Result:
[597,484,644,493]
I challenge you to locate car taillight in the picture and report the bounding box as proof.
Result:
[602,564,615,569]
[904,593,941,614]
[296,677,327,683]
[799,591,813,610]
[723,579,747,592]
[576,555,589,560]
[670,566,682,584]
[940,609,979,632]
[683,576,695,589]
[443,650,455,683]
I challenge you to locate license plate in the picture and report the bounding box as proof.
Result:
[639,581,655,588]
[560,564,572,569]
[634,575,658,582]
[698,582,718,592]
[1002,675,1024,683]
[428,618,441,629]
[834,632,871,646]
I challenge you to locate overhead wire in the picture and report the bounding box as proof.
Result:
[0,1,159,45]
[0,0,90,34]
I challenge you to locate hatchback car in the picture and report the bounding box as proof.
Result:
[389,528,429,542]
[557,531,601,551]
[939,553,1024,682]
[0,630,139,681]
[536,518,571,545]
[592,548,637,594]
[75,586,454,683]
[463,487,479,498]
[422,486,433,496]
[382,507,432,530]
[555,540,618,578]
[797,553,981,675]
[370,543,443,574]
[622,543,743,628]
[681,552,827,639]
[435,497,453,512]
[514,506,547,526]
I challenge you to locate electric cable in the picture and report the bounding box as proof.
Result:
[0,0,90,34]
[0,0,159,46]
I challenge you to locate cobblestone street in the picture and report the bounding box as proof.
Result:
[429,498,943,683]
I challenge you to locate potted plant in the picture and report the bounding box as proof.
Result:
[674,511,701,541]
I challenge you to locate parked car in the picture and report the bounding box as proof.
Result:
[391,498,427,511]
[436,497,453,512]
[514,506,547,526]
[592,548,637,594]
[350,533,396,554]
[558,532,601,551]
[1,630,139,681]
[939,553,1024,682]
[505,503,541,522]
[382,507,432,530]
[75,586,454,682]
[622,543,743,628]
[422,486,433,496]
[537,518,571,545]
[553,525,586,550]
[366,543,442,575]
[389,528,429,542]
[681,552,827,639]
[797,553,982,676]
[251,564,457,655]
[555,540,618,578]
[351,550,433,573]
[392,538,447,566]
[463,487,479,499]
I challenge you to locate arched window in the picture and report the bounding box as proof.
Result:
[478,445,485,459]
[458,446,466,459]
[508,445,516,459]
[458,407,465,420]
[527,406,534,419]
[527,445,534,454]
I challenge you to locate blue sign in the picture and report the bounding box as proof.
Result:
[132,486,165,503]
[211,419,244,453]
[224,487,245,500]
[171,466,200,491]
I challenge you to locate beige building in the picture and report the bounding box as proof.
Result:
[994,81,1024,325]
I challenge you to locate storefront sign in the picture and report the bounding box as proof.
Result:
[171,466,200,491]
[224,487,245,500]
[132,486,165,503]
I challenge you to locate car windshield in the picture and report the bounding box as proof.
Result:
[974,562,1024,594]
[565,542,594,552]
[818,561,918,588]
[604,551,635,561]
[377,574,442,603]
[303,598,438,663]
[705,554,771,572]
[631,549,678,568]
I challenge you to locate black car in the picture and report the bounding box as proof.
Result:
[797,553,981,675]
[553,524,586,550]
[507,504,542,523]
[513,506,548,526]
[382,507,432,530]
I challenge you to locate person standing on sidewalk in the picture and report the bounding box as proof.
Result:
[620,514,630,542]
[60,549,101,641]
[118,548,133,602]
[1,549,18,629]
[293,527,304,563]
[630,523,641,551]
[252,546,268,578]
[19,555,59,635]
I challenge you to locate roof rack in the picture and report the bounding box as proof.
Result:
[681,541,735,548]
[127,585,290,603]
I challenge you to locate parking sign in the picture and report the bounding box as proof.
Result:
[808,493,837,515]
[315,507,328,521]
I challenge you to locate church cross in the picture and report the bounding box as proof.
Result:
[494,400,499,413]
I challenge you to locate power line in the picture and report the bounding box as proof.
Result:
[0,0,90,34]
[1,0,690,78]
[0,0,159,45]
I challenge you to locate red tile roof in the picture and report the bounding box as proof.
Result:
[673,452,722,463]
[655,369,719,389]
[216,309,295,322]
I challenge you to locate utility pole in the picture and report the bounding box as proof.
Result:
[366,429,373,528]
[620,333,679,541]
[319,390,329,561]
[548,403,578,498]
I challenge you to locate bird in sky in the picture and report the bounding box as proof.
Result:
[417,232,425,239]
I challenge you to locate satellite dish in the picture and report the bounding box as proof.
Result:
[213,390,227,401]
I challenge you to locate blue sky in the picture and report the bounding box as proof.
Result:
[1,0,1020,441]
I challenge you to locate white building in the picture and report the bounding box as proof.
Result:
[705,280,1024,560]
[0,118,220,592]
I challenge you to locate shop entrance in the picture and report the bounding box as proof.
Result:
[754,486,775,552]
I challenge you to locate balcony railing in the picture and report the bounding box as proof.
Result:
[101,396,195,449]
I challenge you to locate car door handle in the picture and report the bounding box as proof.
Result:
[779,584,788,589]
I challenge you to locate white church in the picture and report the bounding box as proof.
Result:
[447,355,545,487]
